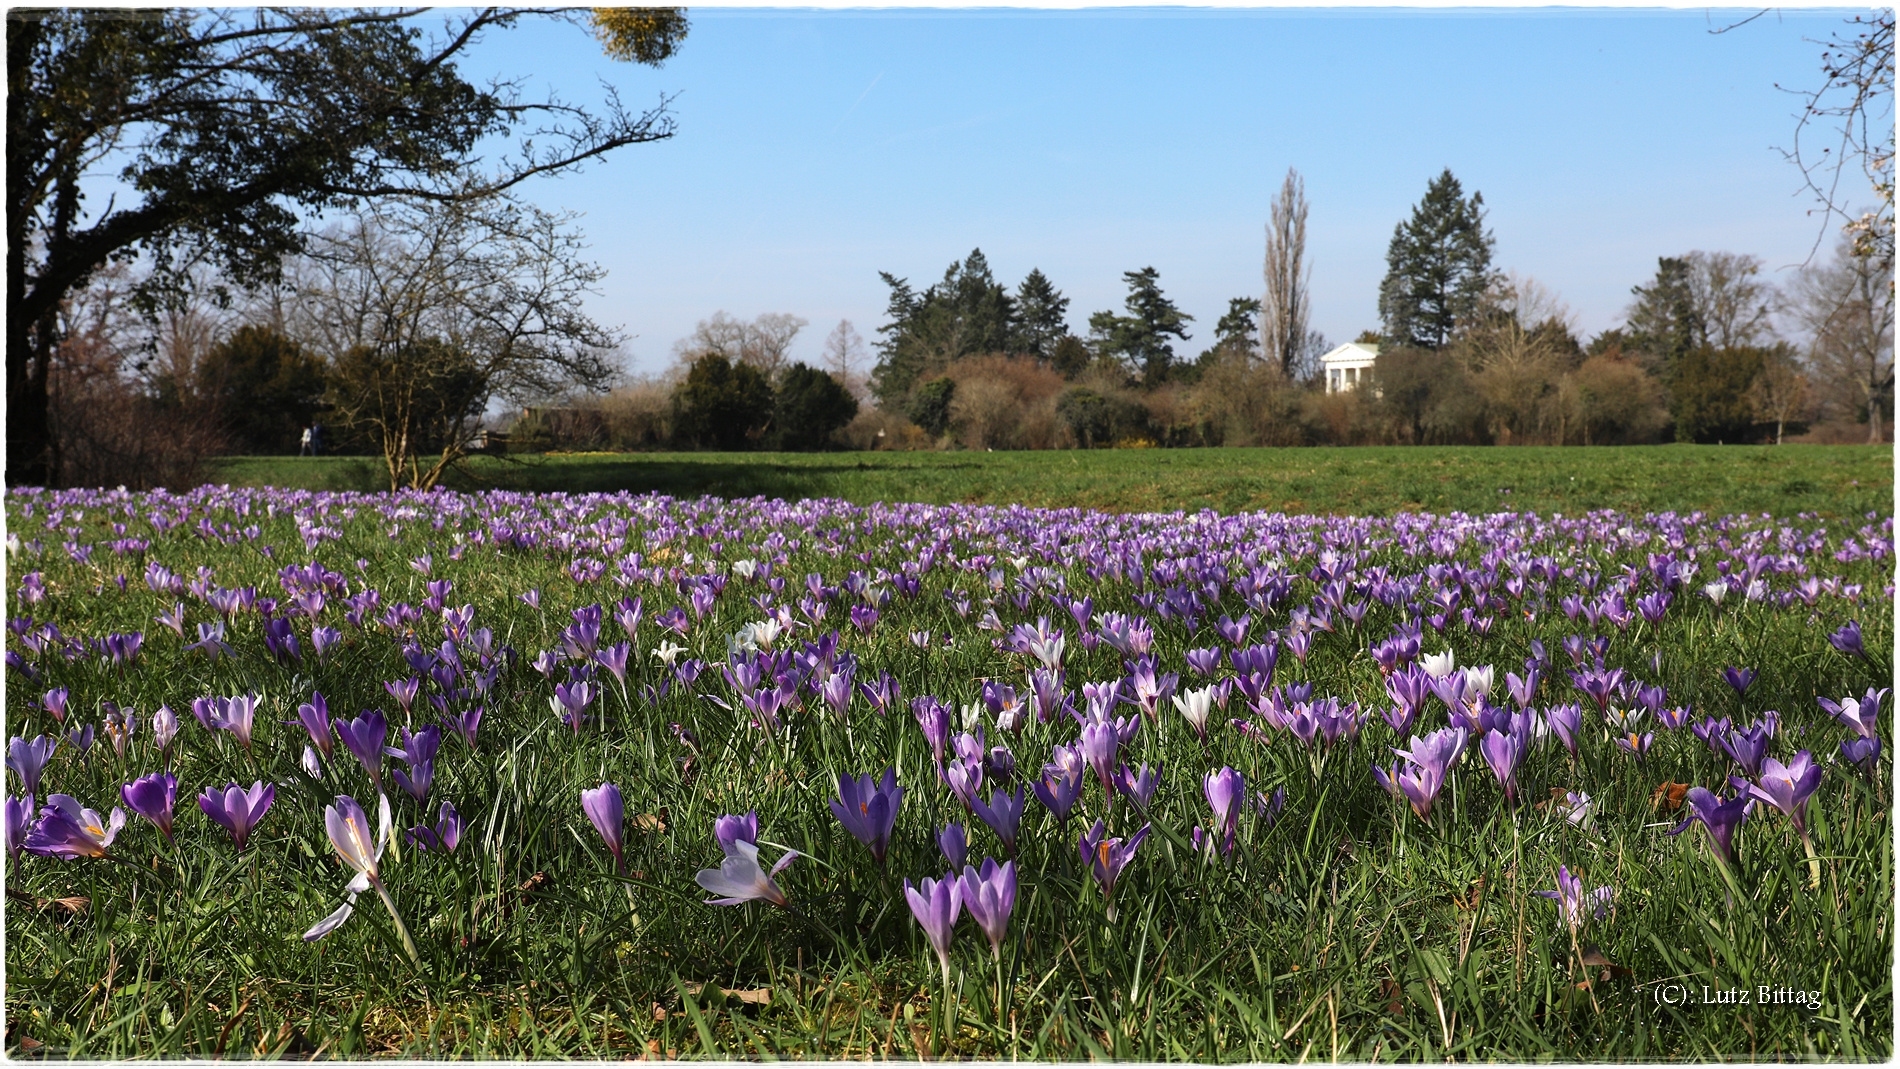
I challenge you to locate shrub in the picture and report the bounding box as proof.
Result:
[673,353,774,450]
[773,363,858,450]
[907,376,957,438]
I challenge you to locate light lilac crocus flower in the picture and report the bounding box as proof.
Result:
[829,768,903,865]
[971,785,1025,856]
[1746,751,1822,839]
[1478,727,1526,804]
[198,781,275,850]
[1535,865,1614,928]
[1033,745,1086,822]
[335,710,389,793]
[959,858,1017,959]
[1818,688,1887,740]
[696,834,795,906]
[1387,727,1468,822]
[1114,762,1160,811]
[303,793,420,967]
[1203,766,1245,857]
[7,735,57,797]
[152,705,179,755]
[904,872,962,986]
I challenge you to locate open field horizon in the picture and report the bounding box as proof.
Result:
[204,444,1894,520]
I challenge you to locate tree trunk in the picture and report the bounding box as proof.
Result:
[8,316,56,487]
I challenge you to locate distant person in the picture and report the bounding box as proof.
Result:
[310,421,324,456]
[299,425,313,456]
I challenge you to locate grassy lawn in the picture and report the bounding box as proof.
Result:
[207,444,1892,519]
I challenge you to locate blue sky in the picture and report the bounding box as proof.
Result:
[452,6,1874,377]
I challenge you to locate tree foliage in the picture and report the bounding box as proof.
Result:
[184,325,327,455]
[1012,268,1071,363]
[1087,267,1193,388]
[773,363,858,450]
[1378,169,1496,350]
[871,250,1017,408]
[590,7,688,65]
[673,353,774,450]
[7,7,678,486]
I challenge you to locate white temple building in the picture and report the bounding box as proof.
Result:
[1319,342,1379,393]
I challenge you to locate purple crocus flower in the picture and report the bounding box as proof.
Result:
[1032,746,1086,822]
[384,678,421,716]
[959,858,1017,959]
[582,783,626,874]
[1114,762,1160,811]
[334,709,389,792]
[291,691,334,760]
[25,794,124,859]
[1203,766,1245,857]
[1079,720,1119,800]
[121,771,178,844]
[1544,703,1583,759]
[1667,787,1751,868]
[198,781,275,850]
[1387,727,1468,823]
[971,785,1025,855]
[8,735,57,797]
[42,687,68,723]
[714,811,759,853]
[1827,620,1868,660]
[1746,751,1822,838]
[1534,865,1614,928]
[407,801,464,853]
[828,768,903,865]
[1721,666,1758,698]
[552,679,598,733]
[1079,818,1150,921]
[910,696,951,765]
[7,793,33,861]
[203,694,261,755]
[938,822,968,869]
[903,872,962,985]
[1841,736,1881,776]
[1479,728,1526,804]
[387,726,441,802]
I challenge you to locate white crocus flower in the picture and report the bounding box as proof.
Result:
[1421,650,1457,678]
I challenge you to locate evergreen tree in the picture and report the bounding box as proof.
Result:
[772,363,858,450]
[186,325,327,455]
[1087,267,1193,388]
[1622,257,1706,381]
[673,353,774,450]
[1378,169,1496,350]
[870,249,1015,407]
[1011,268,1070,362]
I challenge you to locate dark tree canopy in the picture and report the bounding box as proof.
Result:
[674,353,774,450]
[7,7,681,486]
[1011,268,1070,363]
[1623,257,1706,381]
[1087,266,1193,388]
[773,363,858,450]
[179,325,328,455]
[871,249,1017,408]
[1377,169,1496,350]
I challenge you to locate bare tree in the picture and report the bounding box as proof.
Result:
[1261,168,1311,376]
[1785,240,1895,441]
[1778,12,1894,273]
[822,318,870,397]
[1457,273,1579,443]
[292,192,621,489]
[1684,251,1775,350]
[1748,343,1811,444]
[671,311,808,381]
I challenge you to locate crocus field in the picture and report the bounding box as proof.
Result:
[3,484,1893,1059]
